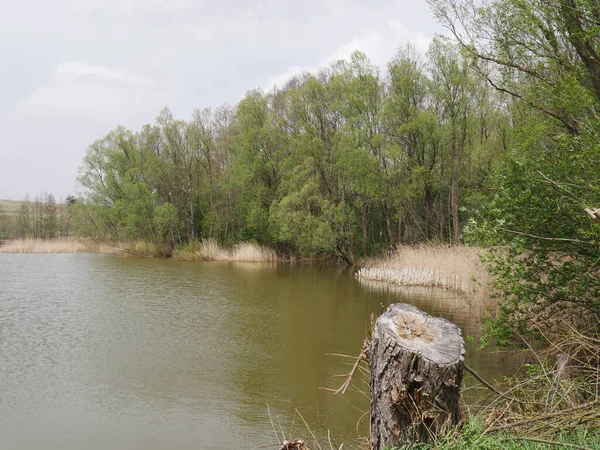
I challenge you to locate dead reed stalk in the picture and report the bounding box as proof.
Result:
[0,238,121,254]
[468,326,600,441]
[356,245,489,297]
[173,239,277,262]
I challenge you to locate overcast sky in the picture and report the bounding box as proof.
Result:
[0,0,443,201]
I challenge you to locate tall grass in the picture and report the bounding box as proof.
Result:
[356,245,489,297]
[0,237,277,261]
[0,238,121,254]
[393,419,600,449]
[121,240,172,258]
[173,238,277,262]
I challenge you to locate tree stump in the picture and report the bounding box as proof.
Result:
[370,303,465,449]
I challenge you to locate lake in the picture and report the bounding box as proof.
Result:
[0,253,515,449]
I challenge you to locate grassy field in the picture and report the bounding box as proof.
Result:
[0,199,22,215]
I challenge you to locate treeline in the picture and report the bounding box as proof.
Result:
[428,0,600,344]
[74,0,600,342]
[75,40,510,263]
[0,194,74,240]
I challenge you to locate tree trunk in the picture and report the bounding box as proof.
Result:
[370,303,465,449]
[451,162,459,244]
[362,200,368,256]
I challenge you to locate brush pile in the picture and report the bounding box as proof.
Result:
[471,326,600,444]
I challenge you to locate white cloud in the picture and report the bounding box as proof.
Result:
[1,0,444,199]
[264,19,433,90]
[54,62,155,86]
[17,61,172,119]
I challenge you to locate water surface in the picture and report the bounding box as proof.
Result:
[0,254,515,449]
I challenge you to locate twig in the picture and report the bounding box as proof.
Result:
[584,208,600,224]
[501,436,595,450]
[249,443,281,450]
[356,410,369,433]
[489,401,600,432]
[465,364,504,397]
[268,404,282,445]
[499,228,592,245]
[322,341,369,395]
[278,415,286,446]
[295,409,323,450]
[536,170,581,202]
[289,410,298,442]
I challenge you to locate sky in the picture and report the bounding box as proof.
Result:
[0,0,443,201]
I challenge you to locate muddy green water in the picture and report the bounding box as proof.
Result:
[0,253,516,450]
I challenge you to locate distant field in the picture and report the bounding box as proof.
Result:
[0,199,22,215]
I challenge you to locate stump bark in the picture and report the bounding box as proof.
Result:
[370,303,465,449]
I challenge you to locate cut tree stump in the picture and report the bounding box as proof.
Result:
[370,303,465,449]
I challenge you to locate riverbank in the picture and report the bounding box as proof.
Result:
[0,237,279,262]
[1,239,491,289]
[172,238,277,262]
[356,245,490,298]
[0,238,122,254]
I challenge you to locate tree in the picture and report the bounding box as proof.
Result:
[17,195,31,239]
[429,0,600,344]
[0,204,9,240]
[73,45,504,264]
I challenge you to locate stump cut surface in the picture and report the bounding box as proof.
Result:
[370,303,465,449]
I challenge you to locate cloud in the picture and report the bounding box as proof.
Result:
[264,19,433,90]
[1,0,443,199]
[16,61,172,119]
[54,62,155,86]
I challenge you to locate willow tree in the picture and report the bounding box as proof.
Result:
[429,0,600,343]
[383,45,440,243]
[0,204,10,240]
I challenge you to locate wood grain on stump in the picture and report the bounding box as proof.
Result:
[370,303,465,449]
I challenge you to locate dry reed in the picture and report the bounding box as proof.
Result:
[356,245,489,297]
[173,238,277,262]
[121,240,173,258]
[468,326,600,443]
[0,238,121,254]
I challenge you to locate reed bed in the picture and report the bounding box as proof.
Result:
[356,245,489,297]
[357,266,462,291]
[173,238,277,262]
[458,326,600,449]
[121,240,173,258]
[0,238,121,254]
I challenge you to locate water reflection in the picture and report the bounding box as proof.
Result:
[0,254,516,450]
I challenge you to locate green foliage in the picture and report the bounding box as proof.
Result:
[384,419,600,449]
[0,204,7,240]
[75,47,506,260]
[271,180,337,257]
[153,202,178,243]
[436,0,600,344]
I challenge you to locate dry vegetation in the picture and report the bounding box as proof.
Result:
[356,245,489,297]
[0,237,277,262]
[0,238,121,254]
[460,326,600,448]
[173,238,278,262]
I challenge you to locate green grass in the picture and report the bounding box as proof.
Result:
[384,420,600,450]
[0,199,22,215]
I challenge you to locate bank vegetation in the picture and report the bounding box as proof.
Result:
[11,38,508,265]
[0,237,120,254]
[2,0,600,445]
[356,245,488,296]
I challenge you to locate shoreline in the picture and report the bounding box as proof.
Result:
[0,238,123,255]
[356,245,491,299]
[1,238,491,298]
